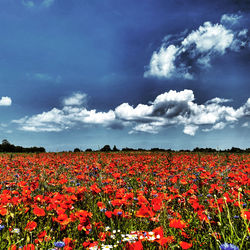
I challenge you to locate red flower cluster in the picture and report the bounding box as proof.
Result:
[0,152,248,249]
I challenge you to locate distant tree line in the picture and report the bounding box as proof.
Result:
[0,139,46,153]
[73,145,250,153]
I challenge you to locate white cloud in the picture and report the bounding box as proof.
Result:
[145,13,248,79]
[144,45,179,79]
[131,123,160,134]
[26,73,62,83]
[203,122,227,132]
[63,92,87,106]
[205,97,232,105]
[0,96,12,106]
[242,122,249,128]
[80,109,115,125]
[41,0,55,8]
[153,89,194,104]
[183,125,199,136]
[181,22,234,54]
[12,93,116,132]
[22,0,55,9]
[22,0,35,8]
[12,90,250,135]
[115,103,153,121]
[221,14,242,26]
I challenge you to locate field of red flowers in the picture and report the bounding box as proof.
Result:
[0,152,249,249]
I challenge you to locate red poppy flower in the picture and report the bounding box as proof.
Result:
[0,207,7,216]
[22,244,35,250]
[33,206,45,217]
[105,211,112,218]
[179,241,192,249]
[169,219,187,229]
[54,213,71,226]
[136,205,155,218]
[25,221,37,231]
[8,245,17,250]
[126,240,143,250]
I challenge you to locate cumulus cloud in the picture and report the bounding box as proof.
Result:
[12,93,116,132]
[242,122,249,128]
[63,92,87,106]
[183,125,199,136]
[145,13,248,79]
[0,96,12,106]
[12,90,250,135]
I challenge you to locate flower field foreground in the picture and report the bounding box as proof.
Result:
[0,152,249,249]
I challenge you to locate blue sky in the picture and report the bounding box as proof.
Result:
[0,0,249,151]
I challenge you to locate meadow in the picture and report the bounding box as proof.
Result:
[0,152,249,249]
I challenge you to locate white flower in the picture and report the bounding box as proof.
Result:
[11,228,20,234]
[101,245,114,249]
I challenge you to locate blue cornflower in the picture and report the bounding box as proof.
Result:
[234,215,239,219]
[0,225,4,230]
[220,243,239,250]
[117,211,123,216]
[54,241,65,248]
[242,203,247,208]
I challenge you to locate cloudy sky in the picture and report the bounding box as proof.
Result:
[0,0,249,151]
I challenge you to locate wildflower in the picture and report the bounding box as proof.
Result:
[105,211,112,218]
[54,241,66,248]
[113,209,124,217]
[8,245,17,250]
[33,206,46,217]
[25,221,37,231]
[136,205,155,218]
[126,240,143,250]
[101,245,114,249]
[220,243,239,250]
[0,207,8,216]
[241,210,250,221]
[0,224,5,230]
[180,241,192,249]
[54,213,71,226]
[169,218,187,229]
[22,244,35,250]
[11,228,20,234]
